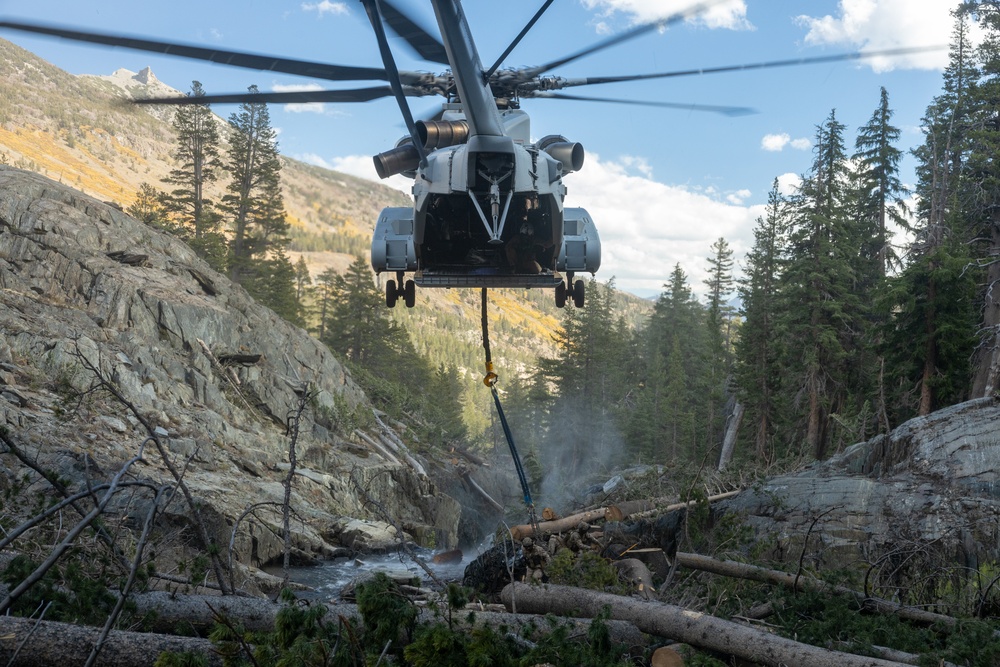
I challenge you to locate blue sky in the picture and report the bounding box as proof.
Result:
[0,1,960,297]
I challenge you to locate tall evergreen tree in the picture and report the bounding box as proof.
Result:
[161,81,225,268]
[734,181,788,464]
[853,87,909,279]
[222,85,290,284]
[889,6,981,418]
[628,265,710,463]
[962,2,1000,395]
[780,110,860,459]
[703,237,736,451]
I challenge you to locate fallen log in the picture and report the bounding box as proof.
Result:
[622,490,742,522]
[674,552,970,630]
[501,582,912,667]
[0,614,221,667]
[129,591,648,649]
[459,469,504,513]
[509,508,610,541]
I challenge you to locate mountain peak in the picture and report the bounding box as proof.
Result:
[133,66,158,85]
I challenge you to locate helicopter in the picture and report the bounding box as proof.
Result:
[0,1,940,309]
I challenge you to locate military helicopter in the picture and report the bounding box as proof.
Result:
[0,1,938,309]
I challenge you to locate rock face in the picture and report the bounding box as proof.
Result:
[0,167,469,579]
[723,397,1000,576]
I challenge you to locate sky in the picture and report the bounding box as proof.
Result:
[0,1,963,298]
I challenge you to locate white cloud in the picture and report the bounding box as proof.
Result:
[761,133,811,152]
[272,83,326,114]
[581,0,750,31]
[565,152,760,298]
[761,133,790,151]
[301,1,349,17]
[795,1,960,71]
[776,172,802,196]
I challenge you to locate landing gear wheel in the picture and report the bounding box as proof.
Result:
[404,279,415,308]
[386,279,398,308]
[572,280,585,308]
[555,281,567,308]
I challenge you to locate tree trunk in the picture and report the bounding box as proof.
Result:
[0,614,222,667]
[500,582,910,667]
[674,552,967,630]
[129,591,648,649]
[717,402,744,471]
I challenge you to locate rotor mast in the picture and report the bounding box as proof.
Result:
[431,0,504,138]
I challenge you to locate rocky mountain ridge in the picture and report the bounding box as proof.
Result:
[0,166,510,591]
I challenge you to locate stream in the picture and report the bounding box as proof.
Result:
[279,547,483,600]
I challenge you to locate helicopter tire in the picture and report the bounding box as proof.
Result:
[404,279,416,308]
[573,280,585,308]
[555,281,567,308]
[386,279,398,308]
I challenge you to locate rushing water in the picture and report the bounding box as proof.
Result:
[279,547,479,600]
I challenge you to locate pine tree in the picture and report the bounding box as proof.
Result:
[734,181,788,464]
[127,182,170,231]
[629,264,710,463]
[882,6,980,418]
[222,86,290,284]
[161,81,226,268]
[853,87,909,278]
[703,237,735,452]
[780,110,860,459]
[962,2,1000,395]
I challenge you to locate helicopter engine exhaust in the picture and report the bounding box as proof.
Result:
[538,135,585,174]
[374,140,420,180]
[416,119,469,149]
[374,120,473,179]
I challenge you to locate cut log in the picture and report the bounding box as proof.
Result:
[605,500,655,522]
[0,614,221,667]
[510,508,609,541]
[612,558,655,599]
[501,582,912,667]
[624,547,671,581]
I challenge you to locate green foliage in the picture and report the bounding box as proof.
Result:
[546,550,624,593]
[772,590,1000,667]
[356,572,418,654]
[1,554,117,624]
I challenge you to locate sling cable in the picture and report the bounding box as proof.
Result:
[480,287,539,532]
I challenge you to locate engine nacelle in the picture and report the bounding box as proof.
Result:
[538,134,585,174]
[416,119,469,149]
[558,207,600,274]
[371,207,417,273]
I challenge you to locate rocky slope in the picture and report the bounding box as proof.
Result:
[0,166,511,590]
[721,397,1000,585]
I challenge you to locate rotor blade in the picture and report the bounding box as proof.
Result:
[378,1,449,65]
[537,45,948,89]
[132,86,422,106]
[523,91,756,116]
[526,0,726,77]
[0,19,394,83]
[484,0,556,79]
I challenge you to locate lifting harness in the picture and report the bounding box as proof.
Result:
[480,287,539,531]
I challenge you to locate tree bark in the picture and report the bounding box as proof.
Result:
[500,582,910,667]
[0,614,221,667]
[717,402,744,471]
[128,591,648,649]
